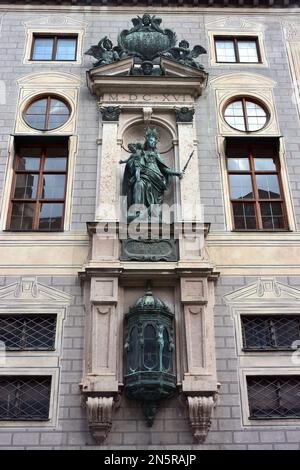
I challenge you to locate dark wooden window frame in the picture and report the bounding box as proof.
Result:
[226,141,289,231]
[7,142,68,232]
[30,34,78,62]
[224,97,269,133]
[214,36,262,64]
[23,94,71,131]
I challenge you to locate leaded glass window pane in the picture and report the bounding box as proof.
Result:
[143,325,157,370]
[238,40,259,63]
[32,38,53,61]
[56,38,77,61]
[215,40,236,62]
[38,203,64,231]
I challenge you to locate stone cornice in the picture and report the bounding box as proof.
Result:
[0,0,298,7]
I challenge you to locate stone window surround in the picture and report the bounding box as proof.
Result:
[211,72,296,232]
[207,31,268,68]
[217,90,277,137]
[23,28,85,65]
[232,303,300,427]
[0,307,65,428]
[239,368,300,427]
[0,277,70,428]
[217,136,297,233]
[0,134,78,232]
[15,73,81,136]
[0,72,82,232]
[0,368,60,428]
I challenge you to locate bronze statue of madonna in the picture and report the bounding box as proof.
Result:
[120,128,182,222]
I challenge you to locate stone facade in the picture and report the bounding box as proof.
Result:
[0,2,300,449]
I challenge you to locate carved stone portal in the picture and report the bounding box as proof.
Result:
[81,11,219,446]
[187,394,218,443]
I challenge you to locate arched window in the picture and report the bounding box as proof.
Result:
[224,98,268,132]
[143,324,158,370]
[162,328,172,372]
[127,327,139,373]
[23,95,70,131]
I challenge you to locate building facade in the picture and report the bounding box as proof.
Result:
[0,0,300,450]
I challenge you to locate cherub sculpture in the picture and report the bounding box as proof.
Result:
[163,40,206,70]
[85,36,126,67]
[127,13,166,34]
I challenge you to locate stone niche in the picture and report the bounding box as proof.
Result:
[80,17,219,444]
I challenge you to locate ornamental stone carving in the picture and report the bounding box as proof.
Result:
[85,13,207,76]
[187,395,218,443]
[175,107,195,123]
[86,396,118,444]
[120,238,178,261]
[99,105,121,122]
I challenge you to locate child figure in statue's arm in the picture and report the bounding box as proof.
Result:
[119,143,143,183]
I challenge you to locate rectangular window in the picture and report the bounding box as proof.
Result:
[215,37,261,63]
[31,35,77,61]
[227,140,288,231]
[241,315,300,351]
[7,142,68,231]
[0,315,56,351]
[0,376,51,421]
[247,376,300,419]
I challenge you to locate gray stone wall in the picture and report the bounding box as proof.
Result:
[1,275,300,449]
[0,7,299,449]
[0,10,299,231]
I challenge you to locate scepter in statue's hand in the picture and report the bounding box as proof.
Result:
[181,150,195,176]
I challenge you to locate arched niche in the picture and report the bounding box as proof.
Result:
[120,122,177,216]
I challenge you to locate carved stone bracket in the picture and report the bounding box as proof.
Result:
[86,395,120,444]
[99,105,121,121]
[186,394,218,443]
[175,107,195,123]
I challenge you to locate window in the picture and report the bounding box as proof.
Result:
[247,376,300,420]
[0,376,51,421]
[31,35,77,61]
[224,98,268,132]
[23,95,70,131]
[215,37,261,63]
[7,142,68,231]
[242,315,300,351]
[0,315,56,351]
[227,140,288,230]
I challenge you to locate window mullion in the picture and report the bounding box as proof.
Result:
[276,380,282,410]
[34,148,45,230]
[235,38,241,63]
[15,381,21,417]
[21,318,27,349]
[249,151,261,229]
[242,98,249,132]
[269,318,277,348]
[45,96,51,131]
[52,36,58,61]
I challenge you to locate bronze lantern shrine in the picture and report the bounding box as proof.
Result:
[124,284,177,426]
